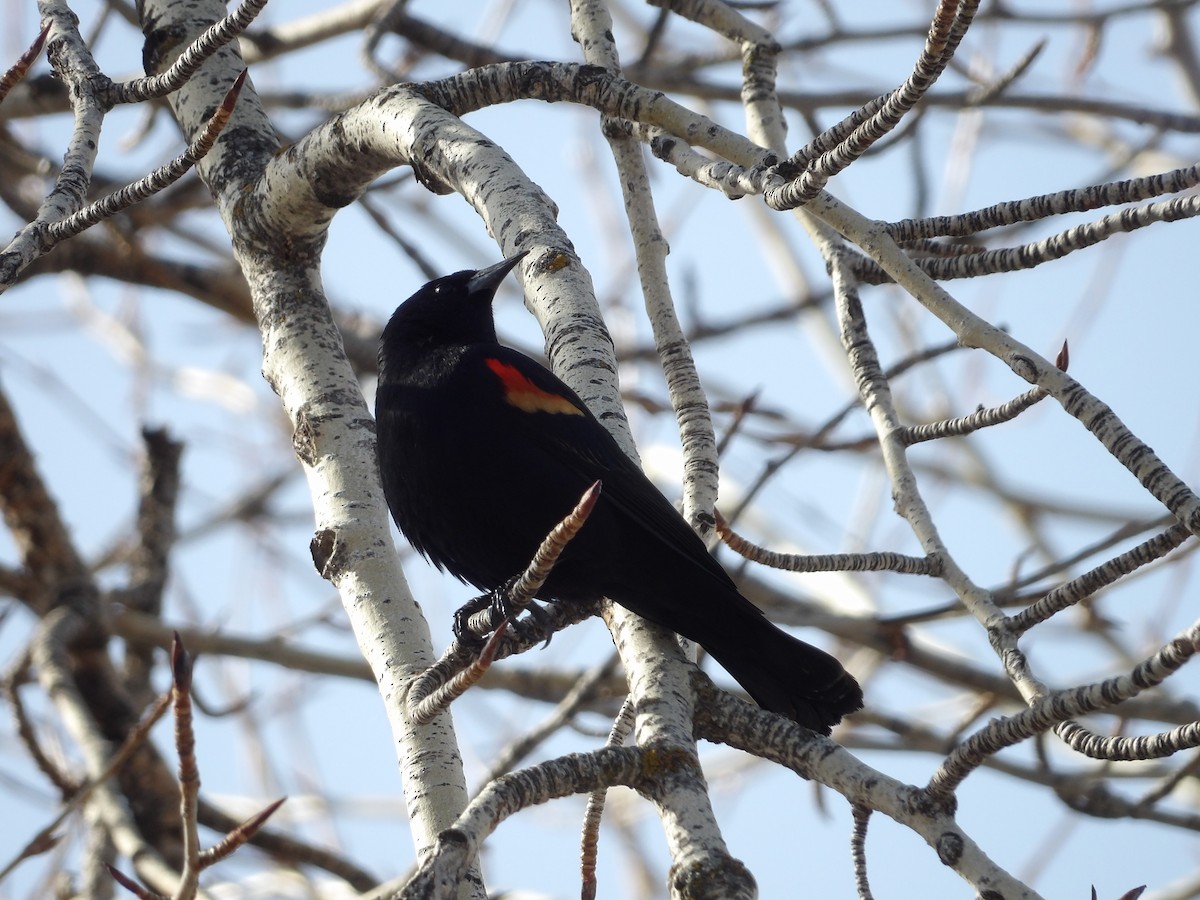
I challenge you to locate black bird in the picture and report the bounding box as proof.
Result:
[375,252,862,733]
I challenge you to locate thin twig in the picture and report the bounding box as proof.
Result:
[927,622,1200,798]
[850,805,874,900]
[407,482,604,722]
[462,481,604,639]
[0,23,50,105]
[406,623,510,726]
[109,0,267,104]
[715,510,943,576]
[171,636,201,900]
[901,388,1046,444]
[580,696,635,900]
[198,798,287,867]
[44,71,248,245]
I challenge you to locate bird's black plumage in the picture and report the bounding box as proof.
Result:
[375,253,862,733]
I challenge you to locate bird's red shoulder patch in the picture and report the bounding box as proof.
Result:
[484,358,585,416]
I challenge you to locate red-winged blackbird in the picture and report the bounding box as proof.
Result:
[375,252,862,733]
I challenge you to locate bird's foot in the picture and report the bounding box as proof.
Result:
[489,575,555,646]
[451,593,493,648]
[453,579,554,649]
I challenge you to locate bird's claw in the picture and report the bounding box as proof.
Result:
[510,598,554,648]
[451,593,492,648]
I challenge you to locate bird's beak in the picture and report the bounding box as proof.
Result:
[466,251,529,300]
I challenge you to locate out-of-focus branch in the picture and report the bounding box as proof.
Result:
[114,429,183,707]
[0,379,90,615]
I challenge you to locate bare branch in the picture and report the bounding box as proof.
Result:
[901,387,1047,444]
[171,637,201,899]
[928,622,1200,797]
[109,0,268,104]
[43,71,248,245]
[767,0,981,208]
[1010,524,1193,634]
[405,623,510,726]
[715,509,942,575]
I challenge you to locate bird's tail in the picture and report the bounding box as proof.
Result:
[699,609,861,734]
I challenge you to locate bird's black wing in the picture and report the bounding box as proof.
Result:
[469,345,741,593]
[466,345,862,732]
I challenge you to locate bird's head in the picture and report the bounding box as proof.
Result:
[380,252,528,362]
